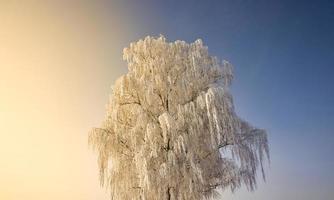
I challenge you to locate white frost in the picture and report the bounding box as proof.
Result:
[89,36,269,200]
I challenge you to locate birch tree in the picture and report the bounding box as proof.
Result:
[89,36,269,200]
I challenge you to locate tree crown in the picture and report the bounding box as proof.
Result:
[89,36,269,200]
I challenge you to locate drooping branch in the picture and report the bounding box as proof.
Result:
[89,36,269,200]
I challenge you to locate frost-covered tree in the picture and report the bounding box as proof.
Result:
[89,36,269,200]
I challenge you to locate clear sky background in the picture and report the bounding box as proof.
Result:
[0,0,333,200]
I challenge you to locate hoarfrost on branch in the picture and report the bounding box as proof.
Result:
[89,36,270,200]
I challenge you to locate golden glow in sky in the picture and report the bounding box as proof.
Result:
[0,1,133,199]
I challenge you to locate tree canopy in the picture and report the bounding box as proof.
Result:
[89,36,269,200]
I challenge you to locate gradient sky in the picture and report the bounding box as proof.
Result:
[1,0,333,200]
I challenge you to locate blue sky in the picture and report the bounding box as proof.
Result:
[115,0,334,199]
